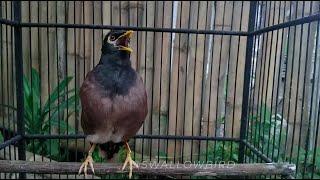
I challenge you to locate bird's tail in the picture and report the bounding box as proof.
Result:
[98,142,124,160]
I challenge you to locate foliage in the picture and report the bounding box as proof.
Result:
[247,104,287,158]
[199,141,239,163]
[23,68,79,160]
[283,146,320,179]
[247,103,320,178]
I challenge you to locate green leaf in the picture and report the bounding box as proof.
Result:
[44,139,60,158]
[31,68,41,96]
[21,68,79,161]
[23,75,31,98]
[43,110,76,134]
[44,94,79,123]
[30,69,41,125]
[92,148,104,163]
[0,132,3,143]
[43,76,73,113]
[47,119,74,133]
[23,71,40,135]
[42,89,78,117]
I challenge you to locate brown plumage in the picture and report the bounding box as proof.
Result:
[80,69,147,155]
[78,30,147,178]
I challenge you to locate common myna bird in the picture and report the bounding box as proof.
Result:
[78,30,148,179]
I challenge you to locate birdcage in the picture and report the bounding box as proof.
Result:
[0,1,319,179]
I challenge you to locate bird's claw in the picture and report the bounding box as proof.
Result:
[78,155,95,178]
[122,152,139,179]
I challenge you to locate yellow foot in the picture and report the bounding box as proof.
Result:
[121,152,139,179]
[78,155,95,177]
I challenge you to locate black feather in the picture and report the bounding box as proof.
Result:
[93,54,137,97]
[98,142,124,160]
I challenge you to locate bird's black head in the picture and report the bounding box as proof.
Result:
[102,30,133,54]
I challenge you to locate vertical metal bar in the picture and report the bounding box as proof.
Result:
[231,1,244,162]
[214,1,226,161]
[73,2,78,179]
[10,1,14,164]
[222,1,234,161]
[202,0,211,163]
[254,1,268,163]
[199,1,209,162]
[55,4,61,179]
[250,2,264,163]
[299,3,315,178]
[190,0,200,163]
[271,1,285,162]
[150,0,156,162]
[246,1,259,164]
[264,1,276,158]
[46,3,53,179]
[141,1,147,163]
[174,1,183,164]
[265,3,280,177]
[166,0,174,164]
[13,1,26,179]
[294,2,309,177]
[279,1,293,164]
[0,3,6,178]
[133,0,138,162]
[255,1,267,165]
[206,1,216,163]
[157,1,164,163]
[82,2,86,180]
[288,2,299,165]
[257,1,272,163]
[6,1,12,164]
[181,0,191,164]
[310,10,320,180]
[238,1,257,163]
[64,2,69,179]
[37,0,43,165]
[273,0,286,162]
[27,2,36,179]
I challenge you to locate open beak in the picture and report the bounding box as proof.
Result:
[116,30,134,53]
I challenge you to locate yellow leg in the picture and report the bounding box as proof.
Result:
[78,143,96,177]
[121,142,138,179]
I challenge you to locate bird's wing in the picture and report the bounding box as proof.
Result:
[111,75,148,140]
[80,71,113,136]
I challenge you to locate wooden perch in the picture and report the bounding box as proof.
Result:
[0,160,295,177]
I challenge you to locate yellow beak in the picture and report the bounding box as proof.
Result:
[120,30,134,39]
[117,30,134,53]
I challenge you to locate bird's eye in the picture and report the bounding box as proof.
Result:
[110,36,116,41]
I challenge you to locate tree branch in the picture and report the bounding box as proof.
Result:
[0,160,295,177]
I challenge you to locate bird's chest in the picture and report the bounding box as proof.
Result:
[94,65,137,98]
